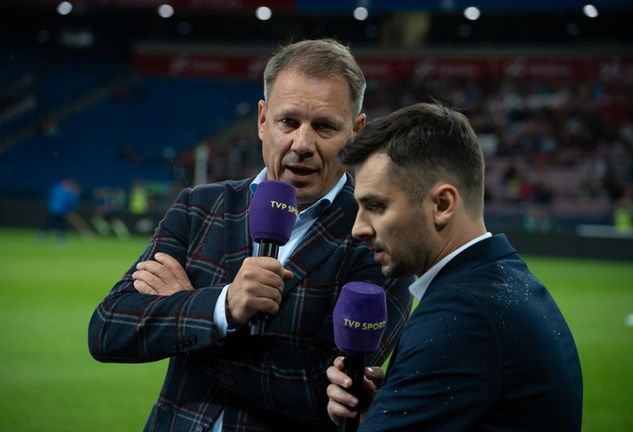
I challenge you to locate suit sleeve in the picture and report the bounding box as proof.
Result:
[88,187,226,362]
[359,289,500,432]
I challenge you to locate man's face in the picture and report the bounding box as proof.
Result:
[352,153,431,277]
[258,69,365,209]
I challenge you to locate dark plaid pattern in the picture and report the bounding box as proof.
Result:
[89,176,413,432]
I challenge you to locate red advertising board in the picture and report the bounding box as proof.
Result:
[133,48,633,84]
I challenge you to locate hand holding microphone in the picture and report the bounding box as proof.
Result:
[327,357,385,429]
[226,256,293,327]
[228,180,297,336]
[328,282,387,432]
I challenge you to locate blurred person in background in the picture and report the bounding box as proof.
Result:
[614,193,633,233]
[38,178,82,244]
[91,186,130,240]
[129,180,149,216]
[88,38,413,432]
[326,103,582,431]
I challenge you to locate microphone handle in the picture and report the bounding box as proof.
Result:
[249,240,280,336]
[340,354,365,432]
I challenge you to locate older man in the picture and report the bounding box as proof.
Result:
[88,39,412,432]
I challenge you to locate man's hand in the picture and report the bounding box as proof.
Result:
[326,356,385,426]
[133,252,194,296]
[226,256,293,326]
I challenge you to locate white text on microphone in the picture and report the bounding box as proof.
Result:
[270,200,299,216]
[343,318,387,331]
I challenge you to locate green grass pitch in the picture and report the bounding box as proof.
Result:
[0,228,631,431]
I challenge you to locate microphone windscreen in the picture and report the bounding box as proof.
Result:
[333,282,387,355]
[249,180,298,245]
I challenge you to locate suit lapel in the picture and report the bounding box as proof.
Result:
[221,176,358,292]
[223,180,253,281]
[283,177,357,291]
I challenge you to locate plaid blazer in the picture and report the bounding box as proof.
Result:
[89,175,413,432]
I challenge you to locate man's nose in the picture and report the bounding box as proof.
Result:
[290,125,316,156]
[352,210,374,241]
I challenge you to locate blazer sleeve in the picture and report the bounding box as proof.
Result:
[359,288,501,432]
[88,187,226,362]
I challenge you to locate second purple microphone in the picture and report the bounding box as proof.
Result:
[333,281,387,432]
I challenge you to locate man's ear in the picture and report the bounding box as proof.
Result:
[257,100,267,141]
[431,183,457,228]
[352,113,366,136]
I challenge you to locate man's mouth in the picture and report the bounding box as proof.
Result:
[374,250,385,261]
[286,166,318,177]
[371,245,385,260]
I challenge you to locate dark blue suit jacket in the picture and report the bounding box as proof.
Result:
[360,234,582,431]
[88,176,413,432]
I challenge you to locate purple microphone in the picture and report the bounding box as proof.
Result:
[248,180,297,336]
[333,282,387,432]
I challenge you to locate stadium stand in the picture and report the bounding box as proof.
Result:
[0,53,262,197]
[0,0,631,258]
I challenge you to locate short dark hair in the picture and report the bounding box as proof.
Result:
[338,103,485,216]
[263,38,366,116]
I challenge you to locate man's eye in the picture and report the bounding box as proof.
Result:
[281,118,298,127]
[366,203,385,213]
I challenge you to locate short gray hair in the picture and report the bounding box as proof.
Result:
[263,38,366,116]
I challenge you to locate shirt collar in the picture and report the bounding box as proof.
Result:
[250,168,347,219]
[409,232,492,300]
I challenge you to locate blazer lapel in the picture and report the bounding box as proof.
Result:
[283,177,357,291]
[221,176,357,292]
[223,180,253,282]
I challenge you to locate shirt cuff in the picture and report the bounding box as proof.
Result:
[213,284,236,338]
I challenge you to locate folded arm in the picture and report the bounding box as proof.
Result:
[88,187,225,362]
